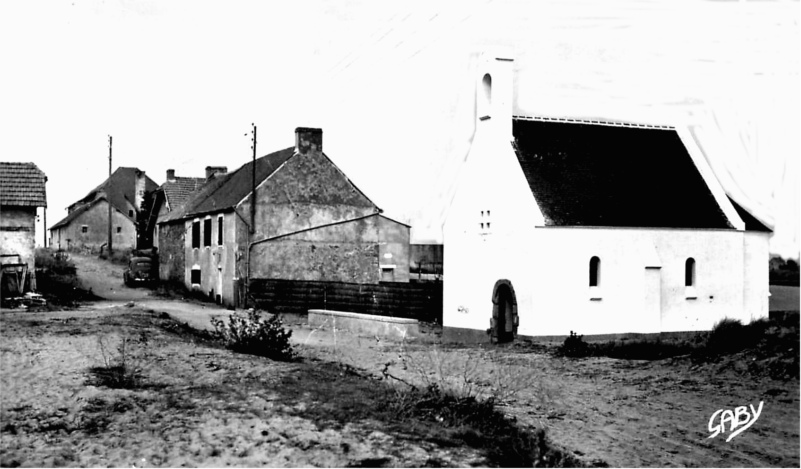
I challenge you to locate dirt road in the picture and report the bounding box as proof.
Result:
[65,253,801,467]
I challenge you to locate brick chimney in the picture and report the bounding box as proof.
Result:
[205,166,227,180]
[166,169,176,182]
[295,127,322,155]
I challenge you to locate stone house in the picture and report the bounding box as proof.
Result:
[442,51,772,342]
[157,127,410,307]
[0,162,47,293]
[50,167,158,251]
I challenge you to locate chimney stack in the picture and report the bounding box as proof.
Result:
[295,127,323,155]
[166,169,176,181]
[205,166,228,180]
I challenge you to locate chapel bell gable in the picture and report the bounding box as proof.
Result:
[476,48,514,138]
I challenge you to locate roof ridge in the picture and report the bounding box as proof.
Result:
[513,115,674,130]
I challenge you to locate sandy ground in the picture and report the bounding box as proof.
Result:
[2,253,798,467]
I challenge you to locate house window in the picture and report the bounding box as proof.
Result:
[217,216,224,245]
[203,218,212,247]
[589,256,601,287]
[191,268,201,285]
[192,220,200,248]
[116,226,122,233]
[129,210,134,217]
[81,225,88,233]
[685,258,696,287]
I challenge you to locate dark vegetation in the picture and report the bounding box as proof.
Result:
[210,310,297,362]
[770,256,800,286]
[378,382,594,467]
[558,316,799,379]
[34,248,99,307]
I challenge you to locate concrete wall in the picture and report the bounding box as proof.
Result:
[250,216,380,283]
[52,201,136,251]
[0,206,37,274]
[378,216,410,282]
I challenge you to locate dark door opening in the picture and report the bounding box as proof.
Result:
[492,280,518,343]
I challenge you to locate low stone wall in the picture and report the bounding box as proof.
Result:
[308,309,421,340]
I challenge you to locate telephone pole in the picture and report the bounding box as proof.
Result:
[107,135,113,255]
[250,124,257,233]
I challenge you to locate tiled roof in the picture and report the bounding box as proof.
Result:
[0,162,47,207]
[512,118,733,229]
[162,177,206,212]
[728,197,772,232]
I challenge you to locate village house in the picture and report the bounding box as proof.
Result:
[157,127,410,307]
[0,162,47,294]
[141,168,207,250]
[442,51,772,342]
[50,167,158,252]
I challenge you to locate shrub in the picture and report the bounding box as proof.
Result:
[35,248,76,275]
[86,333,149,389]
[706,318,751,355]
[558,331,591,358]
[210,310,296,361]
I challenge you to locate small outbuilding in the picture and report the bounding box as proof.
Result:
[0,162,47,293]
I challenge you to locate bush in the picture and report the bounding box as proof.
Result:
[35,248,76,275]
[558,331,590,358]
[210,310,296,361]
[86,333,149,389]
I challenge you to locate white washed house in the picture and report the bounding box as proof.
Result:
[442,51,772,342]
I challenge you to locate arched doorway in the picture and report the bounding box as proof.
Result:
[491,280,518,343]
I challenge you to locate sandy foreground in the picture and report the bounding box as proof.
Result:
[1,254,799,467]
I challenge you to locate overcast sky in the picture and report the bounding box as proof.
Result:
[2,0,798,258]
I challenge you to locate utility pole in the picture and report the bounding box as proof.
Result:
[107,135,113,256]
[250,123,257,233]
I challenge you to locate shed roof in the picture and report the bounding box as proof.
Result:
[511,118,733,229]
[0,162,47,207]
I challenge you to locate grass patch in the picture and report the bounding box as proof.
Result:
[558,316,799,379]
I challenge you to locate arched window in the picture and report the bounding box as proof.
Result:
[482,73,492,105]
[589,256,601,287]
[685,258,696,287]
[480,73,492,120]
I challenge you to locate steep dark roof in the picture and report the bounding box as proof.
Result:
[511,118,733,229]
[68,167,158,217]
[168,147,296,220]
[0,162,47,207]
[728,196,772,232]
[162,177,206,212]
